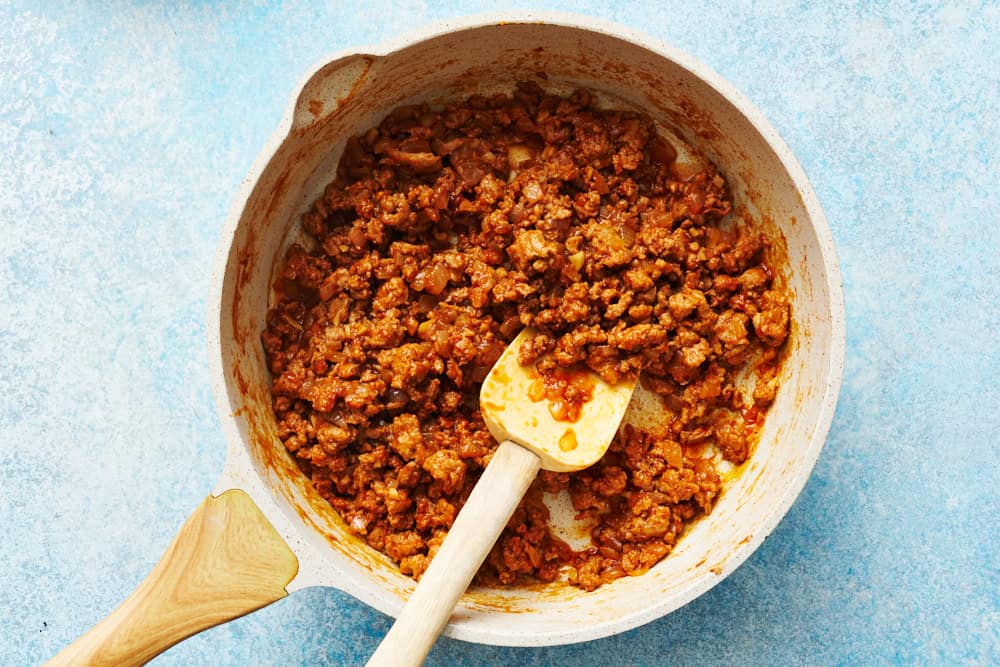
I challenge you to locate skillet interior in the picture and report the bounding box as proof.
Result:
[212,18,843,645]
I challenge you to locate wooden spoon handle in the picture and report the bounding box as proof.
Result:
[367,440,541,667]
[45,489,298,667]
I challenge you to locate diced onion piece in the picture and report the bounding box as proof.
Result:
[648,137,677,165]
[508,144,534,168]
[671,157,704,182]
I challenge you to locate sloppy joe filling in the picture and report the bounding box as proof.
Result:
[262,82,790,590]
[526,364,596,423]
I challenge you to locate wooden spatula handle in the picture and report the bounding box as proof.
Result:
[367,440,541,667]
[45,489,298,667]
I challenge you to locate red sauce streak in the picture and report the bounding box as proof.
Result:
[527,364,596,422]
[742,405,762,432]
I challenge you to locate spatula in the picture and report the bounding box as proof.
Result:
[367,328,638,666]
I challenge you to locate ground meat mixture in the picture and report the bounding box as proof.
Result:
[527,365,596,424]
[262,82,790,591]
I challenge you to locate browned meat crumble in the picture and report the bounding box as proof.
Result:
[262,82,789,591]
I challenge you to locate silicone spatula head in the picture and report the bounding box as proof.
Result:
[479,328,639,473]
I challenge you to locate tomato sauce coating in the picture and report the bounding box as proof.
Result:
[262,82,790,590]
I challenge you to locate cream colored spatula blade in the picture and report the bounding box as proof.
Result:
[480,327,639,472]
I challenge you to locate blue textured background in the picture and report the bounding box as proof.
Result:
[1,2,997,665]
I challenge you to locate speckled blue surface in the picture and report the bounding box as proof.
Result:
[1,2,997,665]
